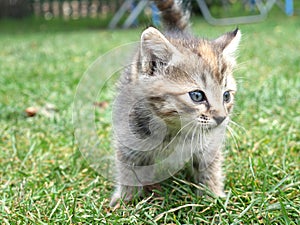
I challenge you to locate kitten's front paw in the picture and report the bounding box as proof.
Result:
[109,192,122,208]
[109,189,133,208]
[109,185,142,207]
[211,190,226,199]
[218,191,226,198]
[195,184,226,198]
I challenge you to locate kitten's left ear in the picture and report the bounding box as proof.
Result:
[214,28,241,58]
[139,27,181,76]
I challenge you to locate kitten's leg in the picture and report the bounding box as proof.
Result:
[110,159,143,207]
[192,151,225,197]
[110,149,153,207]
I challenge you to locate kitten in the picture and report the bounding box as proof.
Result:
[110,0,241,207]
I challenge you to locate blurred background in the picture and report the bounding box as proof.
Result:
[0,0,298,29]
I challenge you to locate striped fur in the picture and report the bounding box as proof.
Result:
[110,2,241,207]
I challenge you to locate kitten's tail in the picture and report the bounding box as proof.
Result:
[153,0,191,31]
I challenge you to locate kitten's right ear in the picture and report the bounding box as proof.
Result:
[214,28,241,58]
[140,27,181,76]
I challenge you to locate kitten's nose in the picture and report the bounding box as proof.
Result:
[213,116,226,125]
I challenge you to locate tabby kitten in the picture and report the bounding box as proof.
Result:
[110,0,241,207]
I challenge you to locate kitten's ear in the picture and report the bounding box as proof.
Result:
[214,28,241,58]
[140,27,181,75]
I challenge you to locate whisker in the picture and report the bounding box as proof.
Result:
[193,124,202,172]
[180,123,196,163]
[200,126,209,171]
[190,124,198,152]
[192,125,207,173]
[226,125,239,151]
[199,126,204,153]
[201,126,209,152]
[190,124,199,170]
[160,119,194,153]
[229,120,247,134]
[227,123,243,141]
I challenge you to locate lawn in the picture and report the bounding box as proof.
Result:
[0,9,299,224]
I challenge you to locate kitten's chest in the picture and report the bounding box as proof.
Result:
[155,128,202,157]
[156,126,225,158]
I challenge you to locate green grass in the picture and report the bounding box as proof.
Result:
[0,9,299,224]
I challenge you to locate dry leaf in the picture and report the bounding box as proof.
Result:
[94,101,109,109]
[25,107,38,117]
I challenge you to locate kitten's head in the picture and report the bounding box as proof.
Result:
[136,27,241,129]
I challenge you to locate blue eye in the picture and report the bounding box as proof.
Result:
[223,91,231,103]
[189,90,206,102]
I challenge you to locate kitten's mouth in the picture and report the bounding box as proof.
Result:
[196,119,227,130]
[196,117,214,128]
[196,115,228,129]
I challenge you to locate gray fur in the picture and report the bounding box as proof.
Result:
[110,2,241,207]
